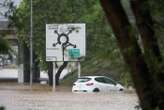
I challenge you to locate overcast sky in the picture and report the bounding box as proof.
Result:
[12,0,22,5]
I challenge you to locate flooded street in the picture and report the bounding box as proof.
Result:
[0,83,138,110]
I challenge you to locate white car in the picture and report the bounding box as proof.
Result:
[72,76,124,93]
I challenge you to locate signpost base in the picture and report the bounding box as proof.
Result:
[53,62,56,92]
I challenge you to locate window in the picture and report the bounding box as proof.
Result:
[103,77,116,85]
[95,77,106,83]
[95,77,116,85]
[76,78,91,83]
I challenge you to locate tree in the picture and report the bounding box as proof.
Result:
[0,0,15,65]
[8,0,40,82]
[130,0,164,109]
[100,0,164,110]
[0,37,10,54]
[0,106,5,110]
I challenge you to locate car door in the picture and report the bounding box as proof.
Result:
[103,77,118,91]
[94,77,108,92]
[76,78,91,91]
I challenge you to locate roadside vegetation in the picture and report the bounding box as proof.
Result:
[0,36,10,54]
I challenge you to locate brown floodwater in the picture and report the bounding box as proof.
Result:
[0,83,138,110]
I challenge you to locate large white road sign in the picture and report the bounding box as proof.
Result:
[46,23,86,61]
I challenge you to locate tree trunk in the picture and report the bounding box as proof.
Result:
[48,62,53,86]
[17,43,23,66]
[130,0,164,109]
[130,0,162,61]
[32,53,40,83]
[100,0,158,109]
[23,43,30,83]
[48,62,68,86]
[55,62,68,86]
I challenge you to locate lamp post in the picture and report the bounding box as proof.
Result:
[30,0,33,88]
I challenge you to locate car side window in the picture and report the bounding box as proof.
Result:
[95,77,105,83]
[95,77,116,85]
[103,77,116,85]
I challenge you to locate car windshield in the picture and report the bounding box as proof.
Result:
[76,78,91,83]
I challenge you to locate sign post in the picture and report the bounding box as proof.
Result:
[78,61,81,78]
[53,62,56,92]
[30,0,33,89]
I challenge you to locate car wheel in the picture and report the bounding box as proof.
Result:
[93,88,100,92]
[119,88,124,91]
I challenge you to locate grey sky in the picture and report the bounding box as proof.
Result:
[12,0,22,5]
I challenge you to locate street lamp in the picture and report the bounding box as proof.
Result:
[30,0,33,88]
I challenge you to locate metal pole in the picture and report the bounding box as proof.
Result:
[30,0,33,88]
[53,62,56,92]
[78,61,81,78]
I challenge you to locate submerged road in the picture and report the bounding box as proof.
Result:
[0,83,138,110]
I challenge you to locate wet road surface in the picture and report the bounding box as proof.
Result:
[0,83,138,110]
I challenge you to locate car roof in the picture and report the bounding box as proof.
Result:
[79,76,107,79]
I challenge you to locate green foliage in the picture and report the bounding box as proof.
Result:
[0,0,14,54]
[0,37,10,54]
[149,0,164,57]
[0,106,5,110]
[149,0,164,16]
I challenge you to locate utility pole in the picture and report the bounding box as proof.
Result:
[30,0,33,88]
